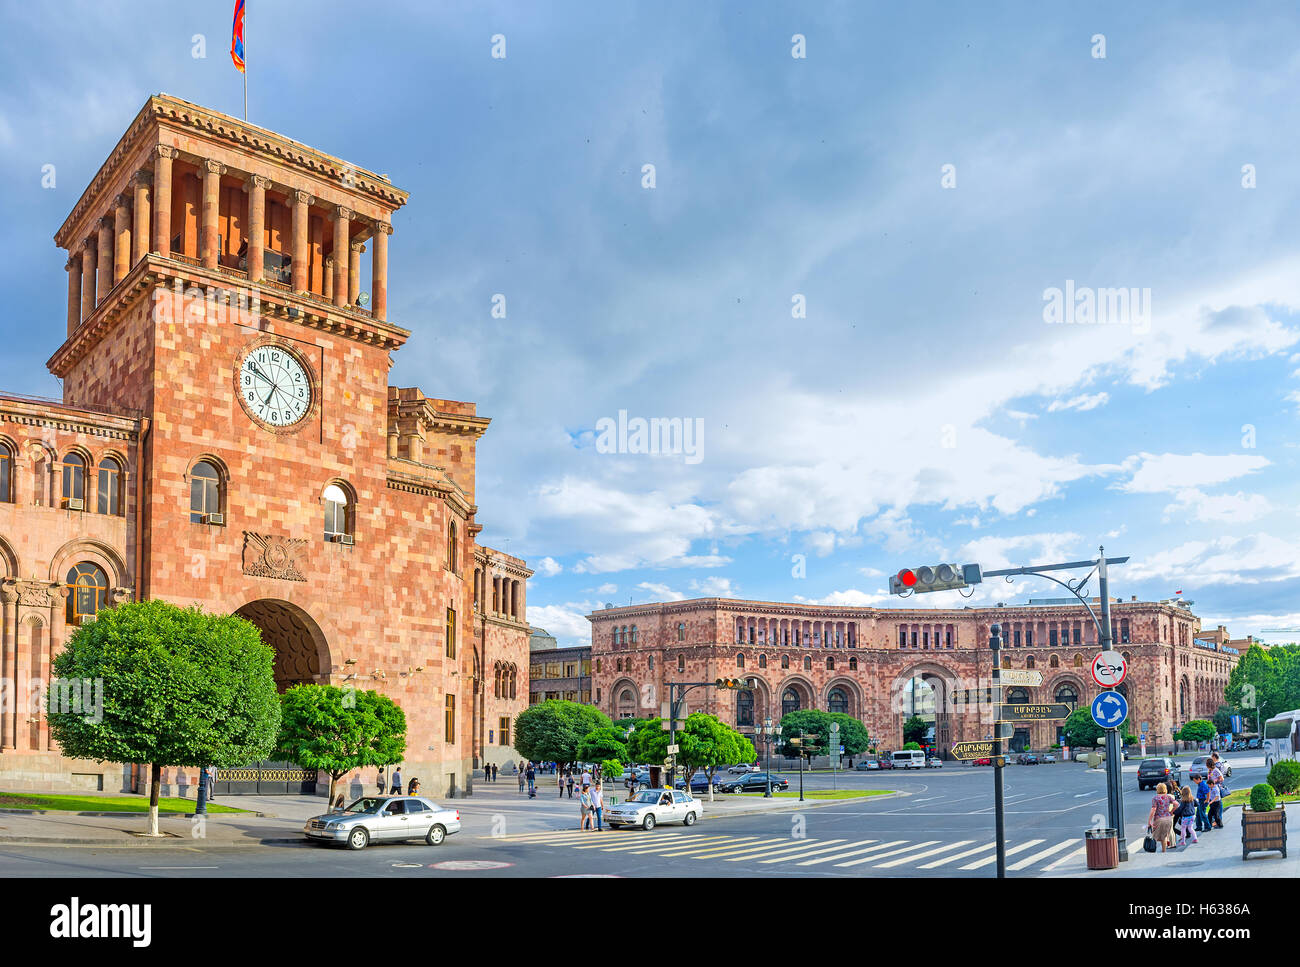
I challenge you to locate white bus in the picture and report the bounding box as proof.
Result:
[1262,710,1300,770]
[891,749,927,769]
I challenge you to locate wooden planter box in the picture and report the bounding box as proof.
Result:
[1242,804,1287,859]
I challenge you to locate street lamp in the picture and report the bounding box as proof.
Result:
[762,717,774,797]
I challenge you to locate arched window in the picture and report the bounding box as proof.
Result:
[1073,653,1084,667]
[0,441,10,503]
[190,461,222,523]
[62,452,87,510]
[616,686,636,719]
[782,688,800,716]
[1007,687,1029,704]
[802,655,811,671]
[848,657,858,671]
[828,688,847,714]
[826,656,834,670]
[1050,654,1059,668]
[677,622,685,641]
[1026,655,1035,669]
[781,654,790,670]
[677,654,685,673]
[647,655,654,671]
[736,652,745,668]
[97,456,123,515]
[1119,618,1130,644]
[736,690,754,727]
[323,483,352,541]
[66,562,108,625]
[509,666,517,700]
[493,664,501,699]
[447,520,458,572]
[759,654,767,669]
[1055,683,1079,710]
[630,625,638,644]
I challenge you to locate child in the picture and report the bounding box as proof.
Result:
[1174,786,1198,846]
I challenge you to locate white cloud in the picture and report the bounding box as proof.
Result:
[689,576,737,597]
[1161,489,1273,524]
[1126,534,1300,586]
[807,531,837,557]
[794,588,894,607]
[636,582,685,601]
[533,557,563,577]
[1121,453,1271,494]
[526,604,593,647]
[1047,392,1110,413]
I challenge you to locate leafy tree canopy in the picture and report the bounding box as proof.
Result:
[1176,719,1216,744]
[577,726,629,765]
[903,715,928,746]
[677,713,757,780]
[275,684,406,802]
[626,718,670,766]
[1061,707,1129,749]
[513,700,612,764]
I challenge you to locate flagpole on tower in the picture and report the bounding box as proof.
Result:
[243,0,248,120]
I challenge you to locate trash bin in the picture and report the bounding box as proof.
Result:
[1084,827,1119,870]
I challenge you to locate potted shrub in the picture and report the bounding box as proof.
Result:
[1242,782,1287,860]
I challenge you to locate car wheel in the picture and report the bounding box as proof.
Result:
[643,814,656,831]
[347,827,370,850]
[684,811,697,827]
[426,824,446,846]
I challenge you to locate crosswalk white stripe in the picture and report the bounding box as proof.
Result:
[571,835,741,853]
[1006,839,1076,871]
[917,841,997,869]
[959,839,1044,870]
[1042,845,1087,871]
[654,837,779,858]
[667,837,796,858]
[755,839,879,864]
[835,840,940,867]
[796,840,907,866]
[604,836,744,855]
[495,832,600,843]
[872,840,974,868]
[723,839,847,862]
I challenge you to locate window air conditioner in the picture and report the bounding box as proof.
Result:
[340,534,355,546]
[65,497,84,511]
[203,513,224,525]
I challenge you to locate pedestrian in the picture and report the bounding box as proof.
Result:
[518,766,526,792]
[1174,786,1198,847]
[333,793,346,812]
[526,763,536,796]
[579,784,593,830]
[408,777,420,796]
[485,763,492,783]
[592,780,605,831]
[1146,782,1176,852]
[376,768,386,796]
[1207,778,1225,830]
[566,771,575,799]
[1194,774,1210,832]
[581,766,592,788]
[390,767,403,795]
[492,763,498,782]
[558,770,565,797]
[205,765,216,801]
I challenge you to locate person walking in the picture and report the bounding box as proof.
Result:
[390,767,403,796]
[526,763,536,796]
[205,765,217,802]
[1146,782,1176,852]
[1207,777,1225,830]
[592,780,605,831]
[376,768,386,796]
[558,770,565,797]
[1195,774,1211,832]
[579,784,593,831]
[581,766,592,788]
[1174,786,1198,847]
[491,763,498,782]
[518,766,526,793]
[566,771,575,799]
[408,777,420,796]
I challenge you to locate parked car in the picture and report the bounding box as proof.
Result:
[674,771,721,794]
[1015,754,1039,765]
[1039,753,1056,763]
[856,759,882,770]
[719,772,789,793]
[1137,757,1182,791]
[303,796,460,850]
[1248,738,1261,749]
[875,756,895,769]
[1188,756,1232,781]
[972,757,993,766]
[924,756,943,768]
[605,788,703,829]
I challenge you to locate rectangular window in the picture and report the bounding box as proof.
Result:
[445,694,456,743]
[97,464,121,515]
[580,689,591,704]
[564,662,578,677]
[911,631,917,647]
[1073,627,1081,644]
[445,607,456,659]
[499,716,510,746]
[1049,629,1058,646]
[530,663,544,680]
[1025,630,1033,646]
[545,662,562,678]
[0,447,10,502]
[1014,630,1021,646]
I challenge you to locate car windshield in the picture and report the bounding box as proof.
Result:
[343,797,386,814]
[630,791,663,804]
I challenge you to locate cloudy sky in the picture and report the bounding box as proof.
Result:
[3,2,1299,647]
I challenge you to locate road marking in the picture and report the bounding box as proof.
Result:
[1006,839,1077,870]
[835,840,940,867]
[796,840,907,866]
[652,837,775,858]
[138,866,219,870]
[1075,792,1092,798]
[872,840,974,868]
[669,837,794,858]
[960,839,1045,870]
[723,839,847,862]
[580,836,740,854]
[917,841,996,868]
[1042,845,1087,871]
[754,839,880,864]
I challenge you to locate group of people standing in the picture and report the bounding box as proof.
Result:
[1146,752,1229,852]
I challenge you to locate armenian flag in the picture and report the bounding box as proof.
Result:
[231,0,246,73]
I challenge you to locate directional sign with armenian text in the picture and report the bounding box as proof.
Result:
[997,703,1072,722]
[951,740,996,761]
[998,669,1044,687]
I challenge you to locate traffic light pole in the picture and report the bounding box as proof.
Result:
[1098,555,1128,861]
[991,625,1007,879]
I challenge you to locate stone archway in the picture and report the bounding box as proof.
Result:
[234,599,329,692]
[892,663,960,757]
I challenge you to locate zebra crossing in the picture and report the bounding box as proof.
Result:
[484,828,1087,875]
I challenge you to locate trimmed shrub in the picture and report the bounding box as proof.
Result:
[1249,783,1277,813]
[1267,759,1300,795]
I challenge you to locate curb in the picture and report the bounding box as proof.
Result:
[0,807,270,818]
[0,835,311,848]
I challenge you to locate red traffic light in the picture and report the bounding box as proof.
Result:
[898,568,918,588]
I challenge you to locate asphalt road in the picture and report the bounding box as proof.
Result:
[0,757,1268,878]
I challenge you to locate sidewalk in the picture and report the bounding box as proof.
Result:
[1047,804,1296,878]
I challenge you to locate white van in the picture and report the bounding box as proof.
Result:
[1263,710,1300,770]
[891,750,927,769]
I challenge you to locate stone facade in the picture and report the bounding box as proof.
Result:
[589,596,1241,756]
[0,94,530,794]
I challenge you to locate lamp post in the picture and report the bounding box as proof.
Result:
[763,717,774,797]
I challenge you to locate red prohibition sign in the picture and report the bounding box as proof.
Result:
[1090,651,1128,688]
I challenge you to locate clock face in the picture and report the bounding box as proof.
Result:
[238,344,312,428]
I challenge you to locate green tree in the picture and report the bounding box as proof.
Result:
[625,718,670,766]
[48,600,280,836]
[274,684,406,806]
[1175,719,1215,745]
[902,741,922,751]
[576,726,629,766]
[778,709,829,757]
[903,715,928,746]
[828,713,870,757]
[1061,707,1128,749]
[1212,705,1234,735]
[677,713,757,801]
[513,700,612,766]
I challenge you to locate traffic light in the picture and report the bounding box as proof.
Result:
[889,563,983,595]
[715,677,754,690]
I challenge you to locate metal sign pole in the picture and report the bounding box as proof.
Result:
[1097,549,1128,861]
[991,624,1006,879]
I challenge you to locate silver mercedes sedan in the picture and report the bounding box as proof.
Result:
[303,796,461,850]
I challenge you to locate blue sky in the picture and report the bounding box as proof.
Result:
[3,2,1300,647]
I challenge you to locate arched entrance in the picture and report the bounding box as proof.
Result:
[895,665,957,758]
[234,599,329,692]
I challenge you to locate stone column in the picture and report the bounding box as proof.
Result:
[131,170,152,264]
[113,194,132,282]
[291,190,312,292]
[80,238,96,323]
[200,160,225,269]
[323,257,334,302]
[0,586,12,749]
[96,216,113,304]
[246,175,268,283]
[332,206,352,307]
[349,239,363,305]
[152,145,177,256]
[371,221,391,321]
[65,257,81,336]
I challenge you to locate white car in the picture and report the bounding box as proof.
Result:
[303,795,461,850]
[605,788,703,830]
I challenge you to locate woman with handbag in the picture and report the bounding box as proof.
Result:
[1146,782,1177,853]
